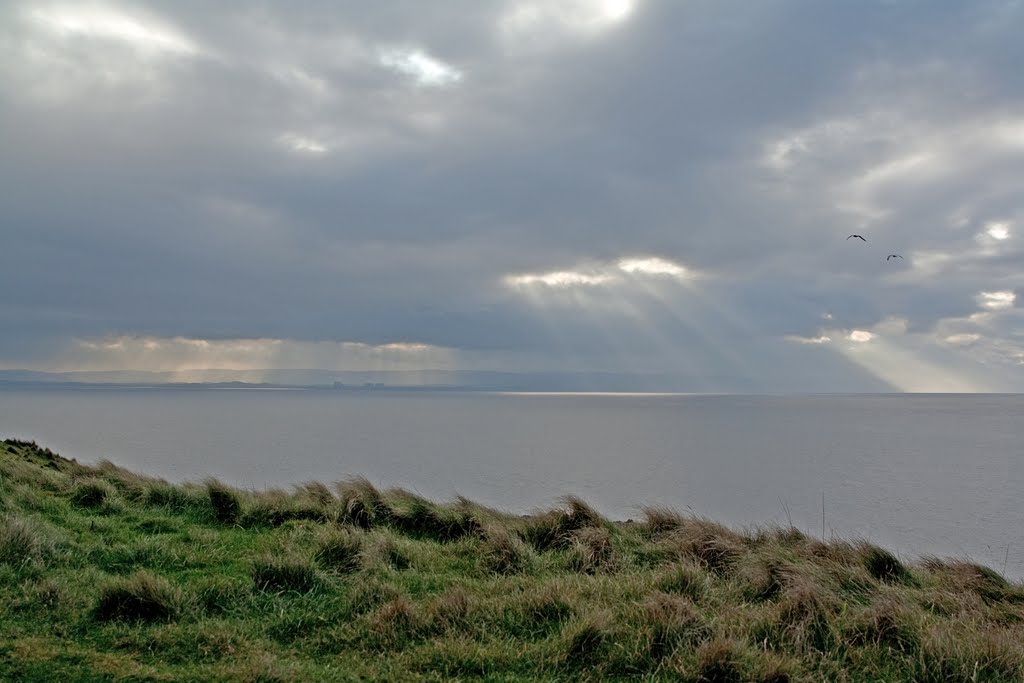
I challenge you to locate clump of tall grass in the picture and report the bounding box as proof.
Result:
[239,489,331,528]
[336,477,390,529]
[860,543,914,585]
[348,578,403,615]
[641,593,709,659]
[295,481,335,506]
[844,595,921,653]
[92,459,152,501]
[922,557,1016,604]
[70,478,115,508]
[479,527,533,575]
[565,526,616,574]
[251,554,319,593]
[520,496,605,552]
[561,613,611,666]
[93,570,185,622]
[640,505,685,536]
[656,562,709,602]
[196,577,247,615]
[367,595,429,647]
[13,578,65,615]
[385,490,482,542]
[765,578,838,653]
[427,588,475,632]
[502,586,575,639]
[361,534,412,572]
[206,479,241,524]
[314,528,363,573]
[0,515,53,567]
[916,623,1024,682]
[694,638,745,683]
[144,481,206,514]
[732,555,787,603]
[660,517,748,575]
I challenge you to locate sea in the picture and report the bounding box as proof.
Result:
[1,386,1021,579]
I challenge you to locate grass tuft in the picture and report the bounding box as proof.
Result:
[694,638,744,683]
[642,593,709,659]
[251,555,319,593]
[860,543,914,585]
[368,595,427,647]
[656,518,748,575]
[565,526,616,573]
[656,562,709,601]
[314,528,363,573]
[0,515,53,567]
[70,478,114,508]
[93,570,184,622]
[385,491,483,542]
[520,495,605,552]
[205,479,242,524]
[479,526,532,575]
[845,595,921,652]
[336,477,389,529]
[923,557,1014,603]
[562,613,610,665]
[772,579,837,653]
[640,505,685,536]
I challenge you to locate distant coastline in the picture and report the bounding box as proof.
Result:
[0,368,763,393]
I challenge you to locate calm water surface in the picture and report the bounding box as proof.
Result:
[2,387,1021,578]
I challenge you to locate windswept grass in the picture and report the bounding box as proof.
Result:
[2,438,1023,682]
[93,570,185,622]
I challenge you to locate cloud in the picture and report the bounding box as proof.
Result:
[504,255,692,290]
[378,47,463,86]
[279,132,328,155]
[26,4,199,57]
[785,334,831,345]
[977,291,1016,310]
[51,335,455,375]
[2,1,1024,391]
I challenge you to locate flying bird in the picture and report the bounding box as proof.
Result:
[847,234,866,241]
[886,254,903,261]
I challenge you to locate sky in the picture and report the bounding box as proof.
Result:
[2,0,1024,392]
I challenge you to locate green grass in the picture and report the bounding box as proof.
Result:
[1,438,1023,681]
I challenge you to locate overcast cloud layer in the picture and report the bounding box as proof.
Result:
[2,0,1024,391]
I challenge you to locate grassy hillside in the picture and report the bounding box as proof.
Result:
[1,439,1022,682]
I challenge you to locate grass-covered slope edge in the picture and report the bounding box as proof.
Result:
[1,439,1022,682]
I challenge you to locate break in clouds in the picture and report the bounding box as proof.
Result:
[2,1,1024,391]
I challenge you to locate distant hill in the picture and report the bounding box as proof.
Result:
[0,369,759,393]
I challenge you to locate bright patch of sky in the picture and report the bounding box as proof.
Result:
[986,222,1010,240]
[618,257,689,279]
[505,270,613,288]
[279,132,328,155]
[501,0,636,38]
[977,291,1016,311]
[61,336,454,374]
[785,335,831,345]
[26,4,198,57]
[378,48,462,86]
[506,256,691,290]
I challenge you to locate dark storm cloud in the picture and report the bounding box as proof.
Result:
[2,1,1023,390]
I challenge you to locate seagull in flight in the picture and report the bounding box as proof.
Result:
[847,234,866,241]
[886,254,903,261]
